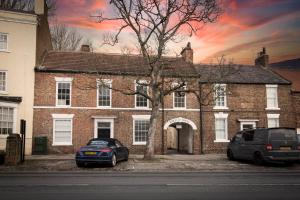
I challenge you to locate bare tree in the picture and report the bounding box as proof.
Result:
[93,0,221,159]
[50,23,83,51]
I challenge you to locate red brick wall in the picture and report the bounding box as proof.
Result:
[33,72,296,154]
[292,92,300,129]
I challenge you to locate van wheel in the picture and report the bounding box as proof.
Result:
[253,152,264,165]
[227,149,235,161]
[76,161,85,168]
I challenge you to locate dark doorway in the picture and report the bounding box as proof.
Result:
[97,122,111,138]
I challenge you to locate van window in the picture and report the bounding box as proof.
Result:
[269,129,297,141]
[243,130,254,141]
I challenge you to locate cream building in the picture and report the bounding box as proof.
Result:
[0,0,51,154]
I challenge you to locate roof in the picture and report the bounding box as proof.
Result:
[271,68,300,91]
[194,64,290,84]
[37,51,290,85]
[37,51,197,77]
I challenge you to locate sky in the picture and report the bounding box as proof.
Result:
[51,0,300,65]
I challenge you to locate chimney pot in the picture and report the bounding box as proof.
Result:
[255,47,269,68]
[35,0,45,15]
[81,45,90,52]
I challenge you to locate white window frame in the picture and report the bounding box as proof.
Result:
[0,32,8,52]
[55,77,73,108]
[267,113,280,128]
[214,112,229,142]
[239,121,257,131]
[213,84,228,110]
[52,114,74,146]
[97,79,112,108]
[173,84,187,109]
[94,118,114,138]
[135,80,149,108]
[132,115,150,145]
[0,102,18,137]
[265,84,279,110]
[0,70,8,94]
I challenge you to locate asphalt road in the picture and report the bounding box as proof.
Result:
[1,171,300,200]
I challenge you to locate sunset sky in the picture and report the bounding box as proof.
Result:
[51,0,300,65]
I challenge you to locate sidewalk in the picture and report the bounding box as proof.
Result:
[1,154,300,172]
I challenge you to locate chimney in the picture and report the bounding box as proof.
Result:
[255,47,269,68]
[80,44,90,52]
[181,42,193,64]
[35,0,45,15]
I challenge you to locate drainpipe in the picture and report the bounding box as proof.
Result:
[161,76,165,154]
[199,82,204,154]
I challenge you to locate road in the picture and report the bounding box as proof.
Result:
[1,171,300,200]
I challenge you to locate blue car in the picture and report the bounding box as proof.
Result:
[75,138,129,167]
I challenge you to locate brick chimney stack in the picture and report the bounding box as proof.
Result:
[255,47,269,68]
[35,0,45,15]
[81,45,91,52]
[181,42,193,64]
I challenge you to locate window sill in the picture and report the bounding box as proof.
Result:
[173,107,187,110]
[133,142,146,146]
[52,143,73,146]
[0,50,11,53]
[0,134,9,138]
[213,106,229,110]
[55,105,71,108]
[0,91,8,95]
[214,139,230,143]
[265,107,280,111]
[97,106,112,109]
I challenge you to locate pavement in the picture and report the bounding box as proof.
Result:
[1,153,300,172]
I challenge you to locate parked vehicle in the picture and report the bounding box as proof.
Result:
[227,128,300,165]
[75,138,129,167]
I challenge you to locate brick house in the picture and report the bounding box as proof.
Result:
[33,45,296,154]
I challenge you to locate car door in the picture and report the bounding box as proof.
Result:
[241,130,255,160]
[115,140,126,160]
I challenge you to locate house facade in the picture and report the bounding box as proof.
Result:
[0,0,52,155]
[32,46,296,154]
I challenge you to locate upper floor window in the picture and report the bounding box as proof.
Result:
[266,85,278,109]
[0,71,7,92]
[173,84,186,109]
[0,33,8,51]
[55,77,73,107]
[214,84,227,109]
[135,81,148,108]
[214,112,229,142]
[97,79,112,107]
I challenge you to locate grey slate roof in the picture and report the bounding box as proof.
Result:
[37,51,290,85]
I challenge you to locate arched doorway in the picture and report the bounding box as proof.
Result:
[164,117,197,154]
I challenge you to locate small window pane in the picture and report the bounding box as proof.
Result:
[136,85,148,107]
[0,33,8,50]
[98,84,111,107]
[0,71,7,91]
[57,82,71,106]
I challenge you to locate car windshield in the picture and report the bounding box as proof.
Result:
[88,140,109,147]
[269,129,297,141]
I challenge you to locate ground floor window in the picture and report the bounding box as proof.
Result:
[238,120,258,131]
[94,118,114,139]
[52,114,74,146]
[0,106,14,134]
[132,115,150,145]
[214,112,229,142]
[267,114,280,128]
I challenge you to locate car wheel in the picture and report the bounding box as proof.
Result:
[76,161,85,168]
[227,149,235,161]
[110,154,117,167]
[253,152,264,165]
